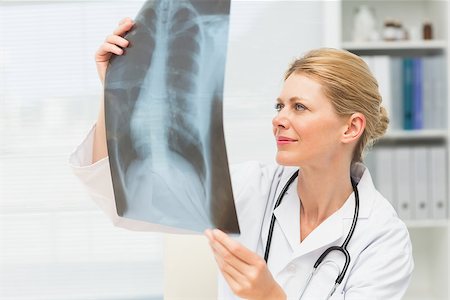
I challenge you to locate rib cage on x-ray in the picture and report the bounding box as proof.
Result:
[104,0,239,233]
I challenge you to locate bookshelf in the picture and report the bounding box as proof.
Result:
[324,0,449,299]
[383,129,448,141]
[342,40,447,51]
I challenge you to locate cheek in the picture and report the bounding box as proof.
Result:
[296,118,342,148]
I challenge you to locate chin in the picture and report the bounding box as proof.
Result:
[275,152,301,167]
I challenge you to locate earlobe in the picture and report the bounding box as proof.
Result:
[342,113,365,144]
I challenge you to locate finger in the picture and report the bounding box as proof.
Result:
[105,34,130,48]
[207,230,248,281]
[113,20,135,36]
[212,229,261,264]
[220,267,246,297]
[210,236,250,273]
[211,246,248,285]
[212,248,243,277]
[96,43,123,60]
[204,229,214,241]
[119,17,133,25]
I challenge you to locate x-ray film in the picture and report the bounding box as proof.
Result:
[104,0,239,233]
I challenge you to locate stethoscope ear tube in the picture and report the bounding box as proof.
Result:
[264,170,299,263]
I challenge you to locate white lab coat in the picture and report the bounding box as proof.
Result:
[70,125,414,299]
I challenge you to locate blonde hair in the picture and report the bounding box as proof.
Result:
[285,48,389,162]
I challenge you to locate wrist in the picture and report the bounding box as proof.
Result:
[268,284,286,300]
[253,283,285,300]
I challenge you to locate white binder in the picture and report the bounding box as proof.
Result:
[395,147,413,220]
[430,146,447,219]
[412,147,429,219]
[372,56,392,132]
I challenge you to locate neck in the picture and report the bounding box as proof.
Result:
[297,159,354,227]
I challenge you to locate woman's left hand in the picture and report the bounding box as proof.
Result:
[205,229,286,300]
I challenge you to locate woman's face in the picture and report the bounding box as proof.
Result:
[272,73,348,167]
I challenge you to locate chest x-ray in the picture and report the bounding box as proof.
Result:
[104,0,239,233]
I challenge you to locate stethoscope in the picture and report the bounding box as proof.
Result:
[263,170,360,300]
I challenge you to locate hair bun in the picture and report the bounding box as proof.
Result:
[375,106,389,138]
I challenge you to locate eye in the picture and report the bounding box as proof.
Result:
[294,103,307,111]
[274,103,284,112]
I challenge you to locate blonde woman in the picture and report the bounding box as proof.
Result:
[71,18,413,299]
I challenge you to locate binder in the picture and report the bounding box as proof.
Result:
[374,147,395,209]
[430,146,448,219]
[422,56,435,129]
[412,58,423,129]
[395,147,413,220]
[412,147,429,219]
[402,58,414,130]
[372,56,392,131]
[390,57,403,130]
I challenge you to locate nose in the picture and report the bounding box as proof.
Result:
[272,113,290,131]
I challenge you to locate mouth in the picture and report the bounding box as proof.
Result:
[276,136,298,145]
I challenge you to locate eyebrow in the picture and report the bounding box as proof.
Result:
[276,96,310,103]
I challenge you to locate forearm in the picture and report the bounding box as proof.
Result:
[93,94,108,163]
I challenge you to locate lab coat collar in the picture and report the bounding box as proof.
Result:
[270,163,375,261]
[345,162,375,219]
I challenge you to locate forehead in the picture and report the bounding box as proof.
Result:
[279,73,327,104]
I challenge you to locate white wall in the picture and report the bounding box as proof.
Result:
[224,0,323,164]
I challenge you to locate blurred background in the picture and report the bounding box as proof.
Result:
[0,0,448,299]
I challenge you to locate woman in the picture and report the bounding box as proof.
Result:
[70,18,413,299]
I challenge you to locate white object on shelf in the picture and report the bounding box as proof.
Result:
[352,5,377,42]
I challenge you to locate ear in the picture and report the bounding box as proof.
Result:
[341,113,366,144]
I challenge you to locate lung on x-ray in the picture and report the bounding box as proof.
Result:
[104,0,239,233]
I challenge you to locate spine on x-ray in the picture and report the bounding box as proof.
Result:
[166,1,206,183]
[130,0,206,184]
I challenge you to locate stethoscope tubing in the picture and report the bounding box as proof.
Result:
[264,170,299,262]
[264,170,360,299]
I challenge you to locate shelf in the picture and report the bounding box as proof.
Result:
[338,1,450,298]
[381,130,448,141]
[342,40,447,51]
[405,219,449,228]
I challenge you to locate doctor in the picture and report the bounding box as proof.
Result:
[70,18,413,299]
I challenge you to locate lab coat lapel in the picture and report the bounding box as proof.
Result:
[260,167,299,252]
[272,183,301,251]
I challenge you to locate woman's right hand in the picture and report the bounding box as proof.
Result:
[95,17,134,85]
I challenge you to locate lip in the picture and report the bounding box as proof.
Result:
[276,136,298,145]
